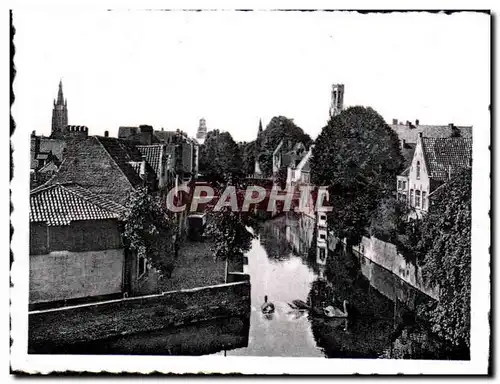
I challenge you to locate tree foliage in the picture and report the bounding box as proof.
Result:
[198,130,243,182]
[257,116,312,176]
[416,168,472,348]
[122,187,176,278]
[241,141,257,176]
[204,183,255,262]
[310,106,404,244]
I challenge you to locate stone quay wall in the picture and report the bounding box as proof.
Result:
[29,280,251,353]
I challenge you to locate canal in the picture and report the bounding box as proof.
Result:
[69,213,461,359]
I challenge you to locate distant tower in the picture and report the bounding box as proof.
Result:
[329,84,344,118]
[51,80,68,138]
[258,118,263,134]
[196,118,207,145]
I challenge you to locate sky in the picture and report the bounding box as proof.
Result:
[13,11,490,142]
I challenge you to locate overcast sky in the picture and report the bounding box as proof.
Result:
[13,11,489,142]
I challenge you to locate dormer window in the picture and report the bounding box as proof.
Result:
[416,161,421,180]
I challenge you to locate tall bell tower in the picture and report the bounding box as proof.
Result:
[329,83,344,118]
[51,80,68,138]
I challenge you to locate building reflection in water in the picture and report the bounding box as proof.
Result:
[282,212,461,360]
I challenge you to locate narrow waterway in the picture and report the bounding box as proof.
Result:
[67,213,459,359]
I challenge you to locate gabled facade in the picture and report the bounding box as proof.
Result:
[398,132,472,217]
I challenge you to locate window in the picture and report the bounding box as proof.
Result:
[320,233,326,240]
[410,189,414,207]
[138,255,147,278]
[422,191,427,210]
[416,161,421,180]
[320,214,326,221]
[402,181,406,190]
[397,180,401,190]
[415,190,421,208]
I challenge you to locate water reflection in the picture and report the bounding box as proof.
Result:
[58,213,461,359]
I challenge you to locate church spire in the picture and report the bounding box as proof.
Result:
[258,118,263,134]
[56,79,64,105]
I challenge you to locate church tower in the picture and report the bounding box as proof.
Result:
[329,83,344,118]
[196,118,207,145]
[51,80,68,138]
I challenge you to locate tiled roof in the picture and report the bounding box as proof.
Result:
[30,136,66,170]
[30,183,127,226]
[421,137,472,181]
[391,124,472,144]
[96,136,157,187]
[39,138,66,162]
[137,145,163,175]
[401,143,416,168]
[38,161,58,174]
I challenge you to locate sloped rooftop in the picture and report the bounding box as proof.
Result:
[422,137,472,181]
[30,183,127,226]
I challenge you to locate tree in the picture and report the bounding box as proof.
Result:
[198,130,243,182]
[241,141,257,176]
[122,187,176,278]
[204,181,255,266]
[258,116,312,176]
[370,196,408,244]
[310,106,404,245]
[416,168,472,349]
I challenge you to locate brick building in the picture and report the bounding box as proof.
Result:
[29,182,162,309]
[397,132,472,217]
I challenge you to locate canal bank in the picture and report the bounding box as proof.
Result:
[29,280,250,354]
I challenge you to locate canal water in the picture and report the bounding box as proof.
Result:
[68,213,461,359]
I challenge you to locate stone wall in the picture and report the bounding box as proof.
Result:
[329,232,439,300]
[29,280,251,353]
[30,249,125,304]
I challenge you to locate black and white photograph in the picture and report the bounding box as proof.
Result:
[9,6,491,375]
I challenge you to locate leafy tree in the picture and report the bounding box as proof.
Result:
[204,182,255,263]
[310,106,404,245]
[370,196,408,244]
[241,141,257,176]
[122,187,176,278]
[198,130,243,182]
[257,116,312,176]
[416,168,472,349]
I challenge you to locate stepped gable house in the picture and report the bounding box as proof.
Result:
[397,132,472,217]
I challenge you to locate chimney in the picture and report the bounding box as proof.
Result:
[415,119,419,126]
[140,155,147,179]
[392,118,398,125]
[161,127,164,131]
[448,123,454,129]
[104,130,109,137]
[402,139,406,148]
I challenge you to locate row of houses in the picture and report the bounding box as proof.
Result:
[29,123,203,309]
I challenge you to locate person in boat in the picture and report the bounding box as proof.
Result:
[261,295,275,314]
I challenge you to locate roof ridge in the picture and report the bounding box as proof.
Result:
[95,136,135,189]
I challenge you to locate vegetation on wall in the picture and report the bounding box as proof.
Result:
[122,187,176,278]
[416,168,472,349]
